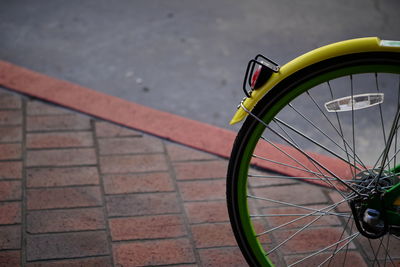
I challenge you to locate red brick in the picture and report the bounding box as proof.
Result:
[0,225,21,249]
[0,181,21,201]
[166,143,216,161]
[27,101,72,116]
[173,161,228,180]
[178,180,225,201]
[358,234,400,260]
[110,214,186,241]
[248,168,300,187]
[106,192,180,217]
[27,208,105,233]
[0,93,21,109]
[0,111,21,125]
[328,191,352,213]
[27,167,99,188]
[251,183,329,208]
[95,121,141,137]
[184,201,229,224]
[0,144,21,160]
[191,223,237,248]
[113,238,195,266]
[0,162,22,179]
[272,227,354,254]
[26,256,112,267]
[263,205,341,229]
[284,251,367,266]
[103,172,174,194]
[27,114,91,132]
[0,111,22,125]
[27,186,102,210]
[27,132,93,149]
[0,250,20,267]
[0,202,21,224]
[0,127,22,142]
[26,231,109,261]
[26,148,97,167]
[199,247,248,267]
[98,136,163,155]
[100,154,168,174]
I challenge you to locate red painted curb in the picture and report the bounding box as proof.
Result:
[0,60,348,181]
[0,60,235,159]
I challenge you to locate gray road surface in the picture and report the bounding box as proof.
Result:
[1,0,400,130]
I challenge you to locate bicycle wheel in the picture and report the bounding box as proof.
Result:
[227,52,400,266]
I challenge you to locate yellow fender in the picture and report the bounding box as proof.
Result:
[230,37,400,125]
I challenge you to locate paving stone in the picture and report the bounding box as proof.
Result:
[100,154,168,174]
[27,101,72,116]
[198,247,248,267]
[0,250,20,267]
[27,186,102,210]
[27,208,105,233]
[26,148,97,167]
[95,121,142,137]
[178,179,225,201]
[113,238,195,266]
[251,183,329,207]
[0,161,22,180]
[0,127,22,142]
[0,225,21,249]
[26,132,93,149]
[173,160,228,180]
[0,181,21,201]
[103,172,174,194]
[0,144,21,160]
[0,202,21,225]
[0,94,22,109]
[26,256,112,267]
[109,214,186,241]
[26,166,99,188]
[98,136,163,155]
[284,251,368,266]
[184,201,229,224]
[26,114,91,132]
[272,227,355,254]
[166,143,216,161]
[106,192,180,217]
[26,231,109,261]
[0,111,22,126]
[191,223,238,248]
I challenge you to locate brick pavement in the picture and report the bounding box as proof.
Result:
[0,87,376,266]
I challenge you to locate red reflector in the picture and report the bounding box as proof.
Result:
[251,65,262,89]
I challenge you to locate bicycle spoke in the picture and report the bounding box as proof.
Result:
[256,200,349,237]
[375,73,388,150]
[327,212,355,266]
[238,103,363,196]
[327,81,358,178]
[252,154,329,177]
[273,117,363,172]
[250,213,350,218]
[351,75,357,179]
[316,232,359,267]
[267,120,349,196]
[249,174,337,181]
[377,103,400,183]
[288,101,367,171]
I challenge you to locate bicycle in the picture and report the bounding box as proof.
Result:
[227,37,400,266]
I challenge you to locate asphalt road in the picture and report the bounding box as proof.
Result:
[1,0,400,130]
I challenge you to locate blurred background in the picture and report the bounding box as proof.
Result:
[1,0,400,130]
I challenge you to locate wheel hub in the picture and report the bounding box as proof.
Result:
[350,169,399,238]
